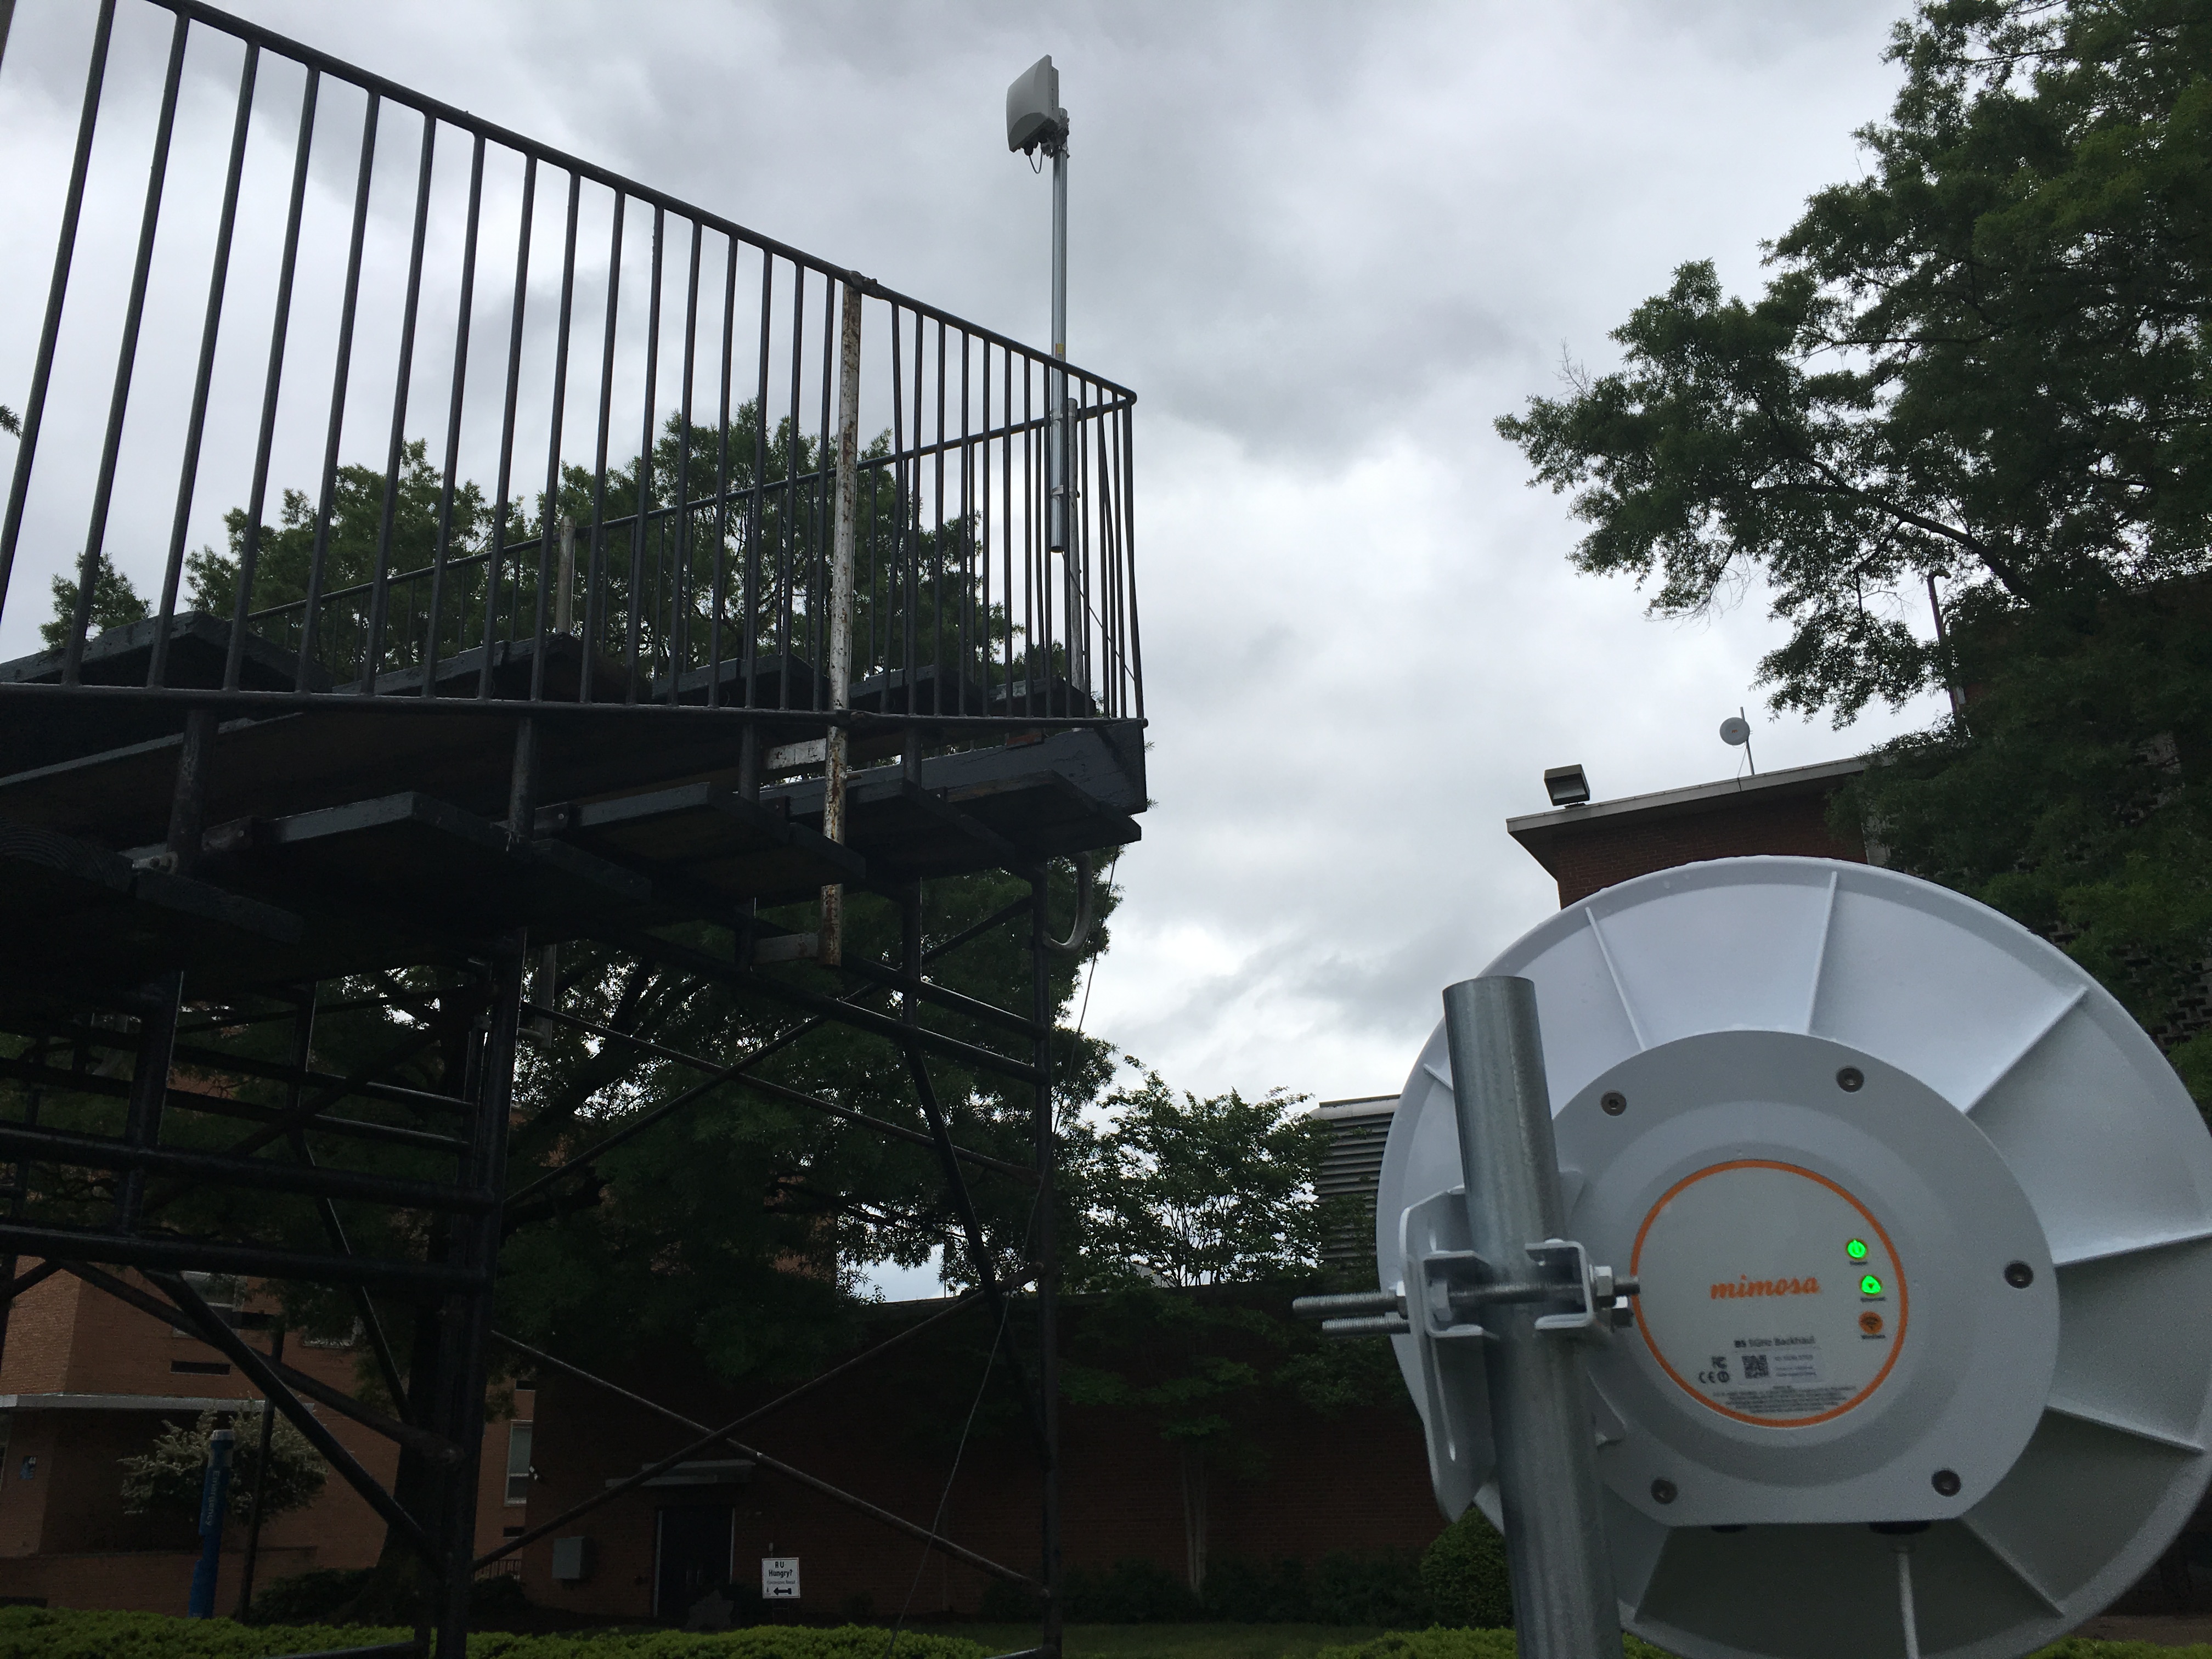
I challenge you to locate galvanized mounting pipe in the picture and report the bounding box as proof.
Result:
[1047,128,1068,555]
[1442,975,1620,1659]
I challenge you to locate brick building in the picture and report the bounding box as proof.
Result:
[508,1293,1440,1624]
[0,1271,528,1615]
[1505,757,1871,907]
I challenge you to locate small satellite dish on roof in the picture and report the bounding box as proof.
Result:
[1719,715,1752,747]
[1359,857,2212,1659]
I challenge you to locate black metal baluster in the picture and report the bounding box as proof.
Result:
[359,112,438,693]
[906,307,922,696]
[529,171,580,703]
[65,10,188,685]
[225,62,322,692]
[420,132,486,697]
[292,90,378,692]
[889,306,906,682]
[0,0,117,634]
[582,191,625,704]
[708,235,736,707]
[743,256,771,708]
[625,205,663,702]
[958,330,973,716]
[777,262,802,710]
[1123,400,1142,720]
[673,218,701,693]
[812,269,835,711]
[1001,345,1014,709]
[481,153,536,695]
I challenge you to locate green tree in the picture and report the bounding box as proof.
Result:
[40,549,146,648]
[1073,1069,1332,1288]
[1059,1072,1367,1594]
[1496,0,2212,1096]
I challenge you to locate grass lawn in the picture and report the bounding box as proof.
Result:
[937,1626,1384,1658]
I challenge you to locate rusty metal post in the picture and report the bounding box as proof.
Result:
[819,274,861,967]
[556,514,574,635]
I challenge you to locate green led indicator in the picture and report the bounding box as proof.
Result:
[1860,1273,1884,1296]
[1846,1239,1869,1261]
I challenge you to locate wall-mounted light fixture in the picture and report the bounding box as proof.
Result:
[1544,764,1592,807]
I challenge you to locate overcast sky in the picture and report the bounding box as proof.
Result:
[0,1,1942,1143]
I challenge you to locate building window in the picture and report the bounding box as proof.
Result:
[302,1318,364,1350]
[172,1272,247,1337]
[171,1359,232,1376]
[504,1420,533,1506]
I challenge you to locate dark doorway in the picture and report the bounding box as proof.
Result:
[653,1504,733,1622]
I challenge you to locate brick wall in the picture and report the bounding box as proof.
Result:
[0,1268,523,1612]
[1538,792,1864,908]
[512,1293,1443,1622]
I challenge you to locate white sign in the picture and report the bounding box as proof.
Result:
[761,1556,800,1600]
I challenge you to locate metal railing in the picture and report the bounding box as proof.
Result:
[0,0,1139,731]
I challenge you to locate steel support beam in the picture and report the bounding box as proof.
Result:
[0,1222,481,1294]
[482,1300,1035,1587]
[601,927,1044,1085]
[519,1001,1038,1185]
[431,931,523,1657]
[0,1121,495,1212]
[63,1260,441,1567]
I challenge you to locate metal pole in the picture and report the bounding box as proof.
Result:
[236,1327,284,1618]
[820,276,861,968]
[189,1426,236,1618]
[1047,135,1086,698]
[1049,140,1067,552]
[1031,876,1063,1657]
[1440,975,1619,1659]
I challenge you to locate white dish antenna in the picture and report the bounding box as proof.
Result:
[1370,857,2212,1659]
[1719,715,1752,747]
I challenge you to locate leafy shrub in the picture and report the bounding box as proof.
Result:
[244,1567,374,1626]
[472,1575,534,1617]
[1308,1550,1433,1628]
[1420,1508,1513,1629]
[975,1577,1045,1621]
[1201,1556,1310,1623]
[1314,1633,1520,1659]
[1315,1636,1693,1659]
[0,1606,407,1657]
[0,1607,992,1658]
[119,1409,327,1526]
[984,1549,1432,1626]
[1062,1558,1200,1622]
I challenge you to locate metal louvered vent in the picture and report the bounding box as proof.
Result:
[1313,1097,1396,1263]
